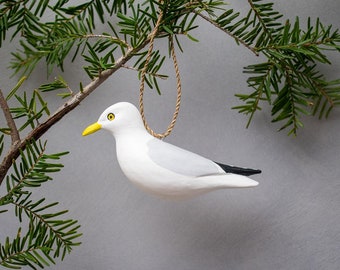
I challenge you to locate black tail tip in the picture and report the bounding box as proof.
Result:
[215,162,262,176]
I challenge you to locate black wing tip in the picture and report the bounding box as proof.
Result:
[215,162,262,176]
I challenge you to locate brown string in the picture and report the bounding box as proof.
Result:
[139,6,182,139]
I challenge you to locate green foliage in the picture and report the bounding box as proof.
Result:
[117,3,153,47]
[2,0,339,135]
[134,50,168,94]
[6,0,129,75]
[9,90,50,132]
[82,40,117,79]
[3,139,66,198]
[0,77,82,269]
[0,76,51,136]
[208,0,340,135]
[0,139,81,269]
[0,1,48,47]
[39,76,73,99]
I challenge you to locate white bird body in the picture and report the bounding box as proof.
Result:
[83,102,260,199]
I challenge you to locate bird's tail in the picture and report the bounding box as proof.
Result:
[215,162,261,176]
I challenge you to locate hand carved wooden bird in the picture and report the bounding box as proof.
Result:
[83,102,260,199]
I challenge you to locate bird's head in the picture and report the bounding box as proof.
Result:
[82,102,144,136]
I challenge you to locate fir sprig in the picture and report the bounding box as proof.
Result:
[0,139,81,269]
[2,139,67,197]
[192,0,340,134]
[230,14,340,134]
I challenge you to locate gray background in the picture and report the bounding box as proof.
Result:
[1,0,339,269]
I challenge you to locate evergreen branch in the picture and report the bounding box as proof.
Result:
[117,3,153,47]
[0,36,152,186]
[0,0,128,48]
[12,194,82,257]
[0,195,81,269]
[38,75,74,99]
[272,85,306,136]
[0,139,80,268]
[133,50,168,94]
[0,231,55,269]
[0,90,20,145]
[3,88,50,134]
[233,61,275,126]
[0,1,49,47]
[10,22,131,76]
[84,34,132,49]
[229,3,340,134]
[247,0,275,43]
[0,139,67,205]
[82,41,117,79]
[122,64,168,80]
[2,0,340,137]
[52,0,128,22]
[194,10,259,55]
[194,0,284,55]
[310,78,340,119]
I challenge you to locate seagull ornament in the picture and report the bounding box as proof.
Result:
[82,102,260,199]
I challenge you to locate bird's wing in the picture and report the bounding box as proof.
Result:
[147,139,223,177]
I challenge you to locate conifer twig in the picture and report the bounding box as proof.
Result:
[0,37,152,186]
[194,10,259,56]
[83,34,132,49]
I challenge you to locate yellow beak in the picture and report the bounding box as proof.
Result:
[82,122,102,136]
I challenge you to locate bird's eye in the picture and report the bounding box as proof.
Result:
[107,113,115,121]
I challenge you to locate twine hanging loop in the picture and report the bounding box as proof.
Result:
[139,6,182,139]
